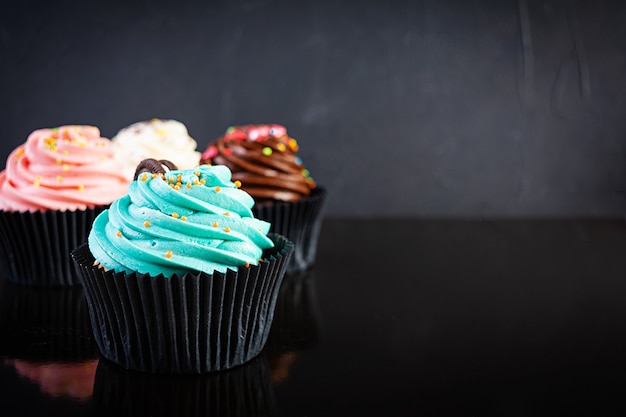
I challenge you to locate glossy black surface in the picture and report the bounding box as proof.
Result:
[1,218,626,415]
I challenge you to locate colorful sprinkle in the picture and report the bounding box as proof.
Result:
[16,148,24,157]
[245,262,250,268]
[295,157,302,165]
[62,164,70,172]
[302,169,310,177]
[288,138,298,151]
[277,143,286,152]
[56,158,62,165]
[201,146,218,160]
[262,147,273,156]
[57,176,63,182]
[77,184,85,191]
[33,181,40,188]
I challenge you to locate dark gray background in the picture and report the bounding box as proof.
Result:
[1,0,625,217]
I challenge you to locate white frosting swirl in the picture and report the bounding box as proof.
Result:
[111,119,201,181]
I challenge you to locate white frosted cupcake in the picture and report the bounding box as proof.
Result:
[111,119,201,181]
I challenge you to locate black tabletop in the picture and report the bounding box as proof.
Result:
[1,218,626,416]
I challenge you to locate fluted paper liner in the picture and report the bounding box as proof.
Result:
[253,187,326,273]
[93,353,275,417]
[0,281,97,361]
[71,234,293,374]
[0,207,105,286]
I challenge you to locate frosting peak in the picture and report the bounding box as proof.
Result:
[88,164,275,276]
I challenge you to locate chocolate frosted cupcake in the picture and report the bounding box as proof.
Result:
[201,124,326,273]
[0,125,128,286]
[72,162,293,374]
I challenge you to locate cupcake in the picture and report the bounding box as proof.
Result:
[0,125,128,286]
[111,118,201,181]
[71,161,294,374]
[200,124,326,273]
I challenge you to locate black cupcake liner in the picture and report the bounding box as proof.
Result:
[265,269,322,355]
[93,353,275,417]
[253,186,326,273]
[0,280,98,362]
[0,207,105,286]
[71,234,294,374]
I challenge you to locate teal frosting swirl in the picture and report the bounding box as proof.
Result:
[88,164,275,276]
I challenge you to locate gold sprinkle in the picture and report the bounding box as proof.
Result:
[212,221,218,227]
[16,148,24,156]
[35,175,42,181]
[144,221,150,227]
[172,212,179,219]
[199,179,206,185]
[245,262,250,268]
[33,181,40,188]
[77,184,85,191]
[152,173,157,179]
[224,227,231,232]
[186,182,192,189]
[215,186,221,192]
[116,231,122,237]
[174,184,181,190]
[194,171,201,177]
[177,174,182,182]
[224,211,230,216]
[141,173,148,181]
[62,164,70,172]
[234,180,241,188]
[181,216,187,221]
[56,176,63,182]
[204,163,212,167]
[166,251,173,258]
[100,155,106,161]
[169,176,175,183]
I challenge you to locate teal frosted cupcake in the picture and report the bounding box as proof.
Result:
[72,161,293,374]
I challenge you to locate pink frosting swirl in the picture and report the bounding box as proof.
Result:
[0,126,129,212]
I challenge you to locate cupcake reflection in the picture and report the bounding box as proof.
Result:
[3,358,98,401]
[265,270,322,384]
[0,281,98,362]
[93,354,275,417]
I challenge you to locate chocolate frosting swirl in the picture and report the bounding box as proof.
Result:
[200,125,316,202]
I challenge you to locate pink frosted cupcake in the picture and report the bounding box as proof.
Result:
[0,125,128,286]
